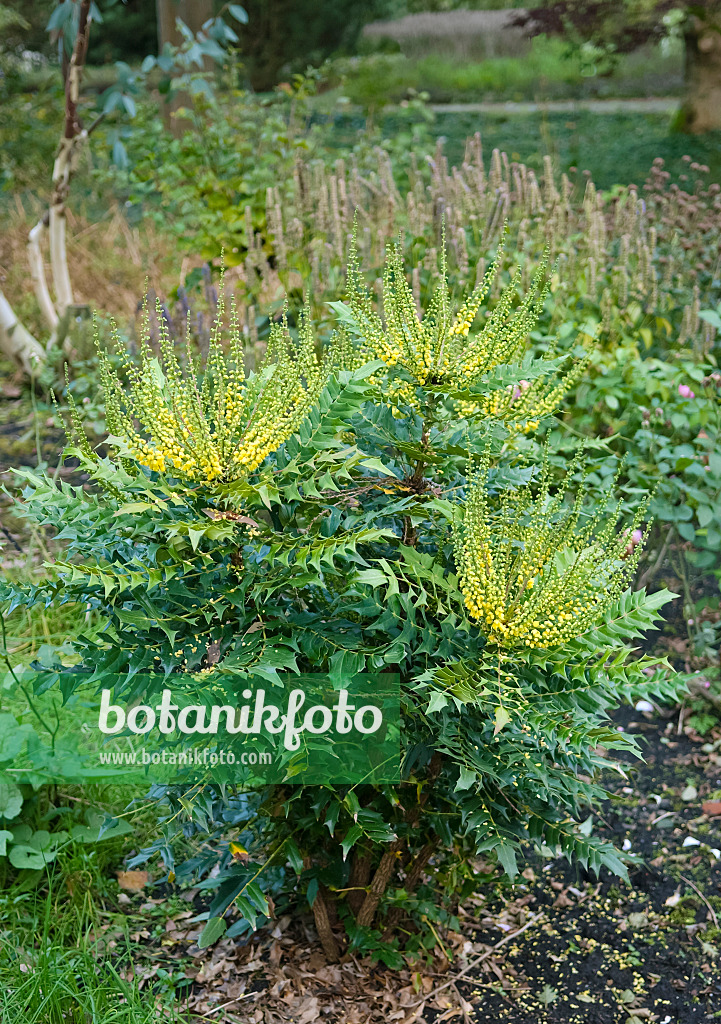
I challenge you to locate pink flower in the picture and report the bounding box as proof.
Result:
[631,529,643,545]
[678,384,695,399]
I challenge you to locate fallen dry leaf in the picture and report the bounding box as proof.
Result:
[116,870,149,891]
[294,995,321,1023]
[702,800,721,816]
[196,958,230,983]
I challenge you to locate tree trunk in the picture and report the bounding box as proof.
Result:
[1,0,97,378]
[27,218,59,333]
[310,885,341,962]
[302,855,341,962]
[155,0,214,134]
[680,11,721,132]
[347,850,372,917]
[0,289,46,376]
[382,841,435,940]
[50,0,93,317]
[355,839,403,929]
[156,0,213,48]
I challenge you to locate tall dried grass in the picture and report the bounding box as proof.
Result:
[252,138,719,354]
[0,197,191,340]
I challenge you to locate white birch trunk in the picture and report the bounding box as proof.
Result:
[0,289,46,375]
[0,1,93,380]
[49,202,74,316]
[27,219,60,332]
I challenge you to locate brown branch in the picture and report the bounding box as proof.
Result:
[382,840,435,940]
[402,516,418,547]
[378,756,444,937]
[427,750,443,781]
[355,839,403,929]
[311,884,341,962]
[403,840,436,894]
[64,0,92,142]
[346,849,372,917]
[637,524,674,590]
[303,854,341,962]
[85,111,106,137]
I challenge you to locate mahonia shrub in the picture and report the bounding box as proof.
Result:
[4,242,683,966]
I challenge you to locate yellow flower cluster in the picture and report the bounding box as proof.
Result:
[340,234,587,432]
[463,357,590,434]
[98,295,329,486]
[454,457,649,650]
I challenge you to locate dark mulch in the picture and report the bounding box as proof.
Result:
[450,706,721,1024]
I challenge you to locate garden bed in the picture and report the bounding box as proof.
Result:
[89,705,721,1023]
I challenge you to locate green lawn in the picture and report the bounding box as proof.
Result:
[431,109,721,188]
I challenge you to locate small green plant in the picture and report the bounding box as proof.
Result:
[0,606,135,879]
[0,694,133,876]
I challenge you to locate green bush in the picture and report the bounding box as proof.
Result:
[203,137,719,671]
[118,82,435,266]
[3,242,682,963]
[237,0,394,91]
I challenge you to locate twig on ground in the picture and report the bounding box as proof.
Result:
[452,981,473,1023]
[403,912,544,1013]
[202,995,253,1017]
[681,874,719,928]
[677,702,686,735]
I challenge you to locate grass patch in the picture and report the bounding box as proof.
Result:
[429,109,721,188]
[0,890,189,1023]
[337,37,683,107]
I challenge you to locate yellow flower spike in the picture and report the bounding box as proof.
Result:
[97,292,335,486]
[455,454,651,651]
[338,232,586,433]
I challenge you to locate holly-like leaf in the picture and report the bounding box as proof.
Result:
[493,705,511,735]
[198,916,227,948]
